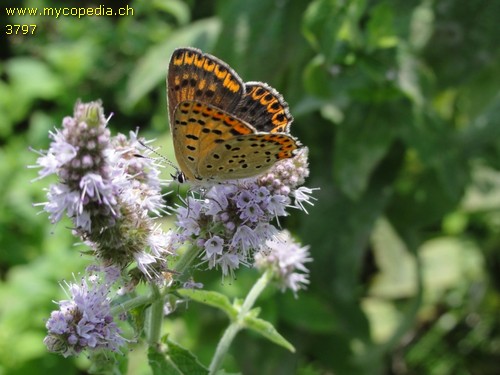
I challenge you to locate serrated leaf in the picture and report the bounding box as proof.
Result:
[88,351,127,375]
[128,301,149,337]
[148,347,182,375]
[244,315,295,353]
[177,289,237,318]
[165,338,209,375]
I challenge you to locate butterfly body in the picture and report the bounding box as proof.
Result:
[167,47,301,183]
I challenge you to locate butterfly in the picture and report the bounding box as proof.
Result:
[167,47,302,183]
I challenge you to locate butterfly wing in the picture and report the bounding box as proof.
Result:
[236,82,293,133]
[167,48,244,128]
[167,48,302,182]
[198,132,301,180]
[172,100,257,181]
[173,100,301,181]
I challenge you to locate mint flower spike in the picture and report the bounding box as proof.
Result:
[254,230,312,296]
[173,147,316,279]
[44,266,126,357]
[31,100,175,281]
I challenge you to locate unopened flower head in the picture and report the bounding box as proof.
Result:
[254,230,312,296]
[44,266,126,357]
[174,148,316,278]
[31,100,174,280]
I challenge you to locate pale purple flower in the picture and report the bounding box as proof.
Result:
[44,269,126,357]
[172,147,316,278]
[292,186,318,213]
[231,225,260,255]
[254,230,312,296]
[267,194,289,216]
[205,236,224,257]
[239,201,265,222]
[31,101,174,281]
[236,190,254,208]
[218,252,240,278]
[43,184,82,224]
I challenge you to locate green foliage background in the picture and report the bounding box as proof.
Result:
[1,0,500,374]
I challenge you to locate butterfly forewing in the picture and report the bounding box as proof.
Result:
[172,100,257,181]
[168,48,244,127]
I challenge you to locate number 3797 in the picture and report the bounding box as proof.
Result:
[6,24,37,35]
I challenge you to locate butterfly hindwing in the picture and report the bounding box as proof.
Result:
[236,82,293,133]
[198,132,301,180]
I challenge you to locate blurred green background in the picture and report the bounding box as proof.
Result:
[1,0,500,374]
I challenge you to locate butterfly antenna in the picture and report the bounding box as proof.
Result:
[137,140,185,182]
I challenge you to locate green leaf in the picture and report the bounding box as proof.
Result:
[396,44,424,107]
[126,298,149,337]
[302,0,347,63]
[334,102,403,199]
[148,347,182,375]
[5,58,63,122]
[369,217,417,299]
[153,0,190,26]
[88,351,128,375]
[279,294,337,333]
[212,0,310,93]
[148,336,208,375]
[303,0,366,63]
[244,314,295,353]
[148,338,209,375]
[177,289,237,319]
[366,2,398,51]
[126,18,221,107]
[165,338,209,375]
[409,1,434,51]
[461,59,500,122]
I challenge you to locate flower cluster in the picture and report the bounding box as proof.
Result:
[31,101,173,280]
[44,266,126,357]
[254,230,312,296]
[35,98,318,363]
[174,148,316,282]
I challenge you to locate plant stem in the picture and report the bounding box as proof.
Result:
[240,269,272,313]
[146,283,164,346]
[209,270,273,374]
[146,245,203,346]
[110,293,153,315]
[113,246,202,347]
[174,244,202,279]
[209,321,241,375]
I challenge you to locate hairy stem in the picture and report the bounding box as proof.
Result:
[146,283,164,346]
[209,270,272,374]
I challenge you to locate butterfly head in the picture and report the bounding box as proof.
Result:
[171,170,186,184]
